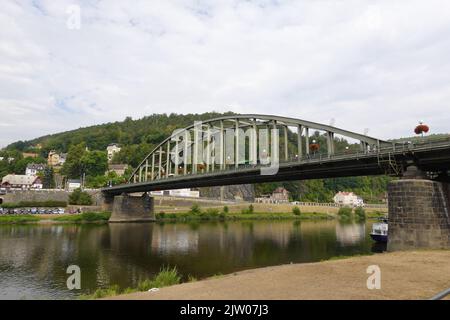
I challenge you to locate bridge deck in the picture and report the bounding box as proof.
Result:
[102,139,450,195]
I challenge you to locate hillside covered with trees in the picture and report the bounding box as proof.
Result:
[1,111,414,203]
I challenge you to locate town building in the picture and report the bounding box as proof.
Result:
[66,179,81,192]
[25,163,47,176]
[107,144,121,162]
[47,151,67,167]
[333,191,364,207]
[272,187,290,202]
[22,152,39,158]
[255,187,290,204]
[1,174,43,189]
[107,164,128,176]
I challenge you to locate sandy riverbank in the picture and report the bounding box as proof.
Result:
[107,250,450,300]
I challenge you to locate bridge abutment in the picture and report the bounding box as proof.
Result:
[387,178,450,251]
[109,193,155,223]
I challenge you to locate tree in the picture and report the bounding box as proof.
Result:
[85,171,126,188]
[292,207,301,216]
[13,156,46,174]
[80,150,108,177]
[41,167,55,189]
[62,143,107,182]
[69,188,93,205]
[62,143,87,179]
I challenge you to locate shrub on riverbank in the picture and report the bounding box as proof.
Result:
[137,266,181,291]
[189,203,201,215]
[203,208,219,219]
[80,266,181,299]
[292,207,301,216]
[241,204,254,215]
[1,200,67,208]
[337,207,353,220]
[354,207,366,221]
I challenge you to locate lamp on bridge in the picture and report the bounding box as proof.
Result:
[414,121,430,137]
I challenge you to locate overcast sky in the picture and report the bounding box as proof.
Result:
[1,0,450,147]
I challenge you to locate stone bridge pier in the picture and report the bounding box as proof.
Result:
[387,167,450,251]
[103,192,155,223]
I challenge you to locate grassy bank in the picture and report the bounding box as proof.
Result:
[156,211,333,221]
[0,214,41,224]
[155,204,386,222]
[0,208,386,225]
[0,212,111,224]
[51,212,111,222]
[80,266,182,299]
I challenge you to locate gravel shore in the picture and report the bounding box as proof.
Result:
[107,250,450,300]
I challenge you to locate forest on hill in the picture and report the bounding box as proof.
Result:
[4,111,434,203]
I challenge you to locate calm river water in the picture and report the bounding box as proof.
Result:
[0,220,385,299]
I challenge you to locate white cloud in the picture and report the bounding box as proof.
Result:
[1,0,450,147]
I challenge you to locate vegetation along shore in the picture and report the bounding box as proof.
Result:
[0,204,385,224]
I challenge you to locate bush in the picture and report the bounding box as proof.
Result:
[156,212,166,219]
[292,206,301,216]
[205,208,219,217]
[189,203,201,215]
[90,285,121,299]
[68,188,93,205]
[222,206,229,214]
[241,204,254,215]
[337,207,353,220]
[137,266,181,291]
[354,207,366,221]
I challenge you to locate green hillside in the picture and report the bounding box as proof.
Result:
[1,112,399,203]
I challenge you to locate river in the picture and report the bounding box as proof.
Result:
[0,220,385,299]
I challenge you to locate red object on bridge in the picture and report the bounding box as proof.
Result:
[309,143,320,152]
[414,124,429,135]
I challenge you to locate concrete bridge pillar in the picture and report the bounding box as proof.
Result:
[109,193,155,223]
[387,168,450,251]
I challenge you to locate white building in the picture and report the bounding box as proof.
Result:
[107,144,121,162]
[150,188,200,198]
[333,191,364,207]
[25,163,46,176]
[67,179,81,192]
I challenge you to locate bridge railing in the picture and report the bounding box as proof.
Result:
[122,135,450,186]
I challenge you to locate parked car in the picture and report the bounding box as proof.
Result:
[38,208,46,214]
[31,208,37,214]
[57,208,65,214]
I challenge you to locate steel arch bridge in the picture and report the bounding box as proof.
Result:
[127,114,390,183]
[102,114,450,196]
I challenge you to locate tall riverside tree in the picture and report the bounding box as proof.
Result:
[61,143,87,179]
